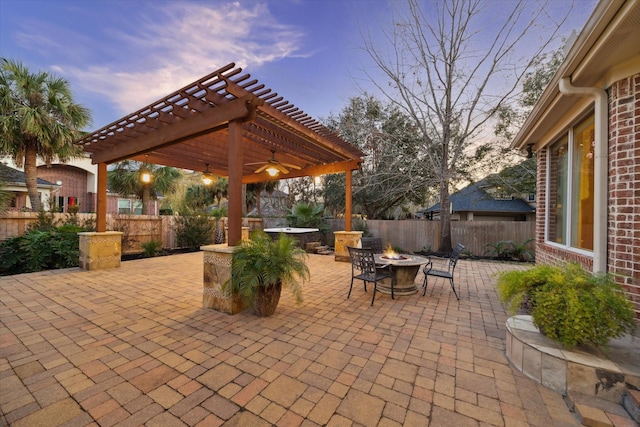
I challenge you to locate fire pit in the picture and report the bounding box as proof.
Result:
[374,252,430,296]
[381,245,407,260]
[381,254,407,260]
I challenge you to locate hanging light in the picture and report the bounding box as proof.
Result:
[140,156,152,183]
[202,163,215,185]
[140,169,152,183]
[266,166,280,177]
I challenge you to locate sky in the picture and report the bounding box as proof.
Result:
[1,0,596,134]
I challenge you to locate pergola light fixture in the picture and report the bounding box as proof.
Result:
[251,150,301,176]
[140,170,152,184]
[140,157,152,184]
[202,163,215,185]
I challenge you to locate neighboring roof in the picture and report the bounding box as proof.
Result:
[420,181,534,214]
[0,163,57,187]
[512,0,640,150]
[76,63,364,183]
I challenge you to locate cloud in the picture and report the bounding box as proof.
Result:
[62,2,307,116]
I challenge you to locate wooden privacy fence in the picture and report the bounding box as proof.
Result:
[326,219,535,256]
[1,212,534,256]
[0,212,174,254]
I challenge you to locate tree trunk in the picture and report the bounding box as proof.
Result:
[439,179,453,254]
[24,143,41,212]
[142,185,151,215]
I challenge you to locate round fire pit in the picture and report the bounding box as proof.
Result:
[374,254,430,296]
[381,254,407,260]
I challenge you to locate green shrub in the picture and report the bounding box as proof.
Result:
[141,239,163,257]
[486,239,534,261]
[173,214,213,249]
[0,225,85,274]
[497,263,636,348]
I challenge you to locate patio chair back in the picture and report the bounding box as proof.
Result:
[360,237,383,254]
[422,243,465,300]
[347,246,392,306]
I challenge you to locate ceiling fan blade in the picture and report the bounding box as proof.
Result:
[245,161,267,166]
[280,162,301,170]
[254,164,270,174]
[277,164,290,174]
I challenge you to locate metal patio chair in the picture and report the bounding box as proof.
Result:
[422,243,465,300]
[347,246,393,306]
[360,237,383,254]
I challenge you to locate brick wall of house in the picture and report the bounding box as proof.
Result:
[608,73,640,316]
[37,165,94,212]
[535,73,640,317]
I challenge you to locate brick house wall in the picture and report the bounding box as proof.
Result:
[608,73,640,315]
[535,73,640,316]
[37,164,94,213]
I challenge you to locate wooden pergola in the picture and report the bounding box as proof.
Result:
[77,63,364,245]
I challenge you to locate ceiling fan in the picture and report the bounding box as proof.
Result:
[248,150,301,176]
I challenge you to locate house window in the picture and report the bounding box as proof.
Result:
[118,199,131,214]
[546,114,594,251]
[133,200,143,215]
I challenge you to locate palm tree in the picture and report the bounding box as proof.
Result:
[108,160,182,215]
[211,177,228,209]
[246,181,278,216]
[0,58,91,212]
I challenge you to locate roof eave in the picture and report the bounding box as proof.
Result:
[511,0,634,150]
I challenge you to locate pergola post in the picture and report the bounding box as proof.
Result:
[345,168,352,232]
[78,162,122,271]
[227,119,243,246]
[96,162,107,232]
[333,168,361,262]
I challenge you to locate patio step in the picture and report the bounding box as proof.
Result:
[565,392,638,426]
[316,246,334,255]
[305,241,322,253]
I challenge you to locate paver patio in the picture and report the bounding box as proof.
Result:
[0,253,581,426]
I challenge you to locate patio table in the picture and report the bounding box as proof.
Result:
[374,254,430,296]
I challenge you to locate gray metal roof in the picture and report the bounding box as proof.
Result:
[421,181,534,214]
[0,163,57,186]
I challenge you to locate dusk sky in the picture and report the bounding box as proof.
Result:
[1,0,596,133]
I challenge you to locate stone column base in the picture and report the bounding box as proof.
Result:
[201,244,249,314]
[78,231,123,271]
[334,231,363,262]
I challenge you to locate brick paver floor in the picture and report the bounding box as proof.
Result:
[0,252,580,426]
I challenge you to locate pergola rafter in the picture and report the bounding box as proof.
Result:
[76,62,364,244]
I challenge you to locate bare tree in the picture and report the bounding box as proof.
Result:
[361,0,570,252]
[326,95,434,219]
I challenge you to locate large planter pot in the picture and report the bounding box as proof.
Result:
[253,281,282,316]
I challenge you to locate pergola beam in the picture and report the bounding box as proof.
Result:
[90,95,259,164]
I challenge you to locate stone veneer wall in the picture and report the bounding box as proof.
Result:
[534,73,640,317]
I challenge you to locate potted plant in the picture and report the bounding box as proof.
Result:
[497,263,636,348]
[227,232,310,316]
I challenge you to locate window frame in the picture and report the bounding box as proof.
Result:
[544,113,595,257]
